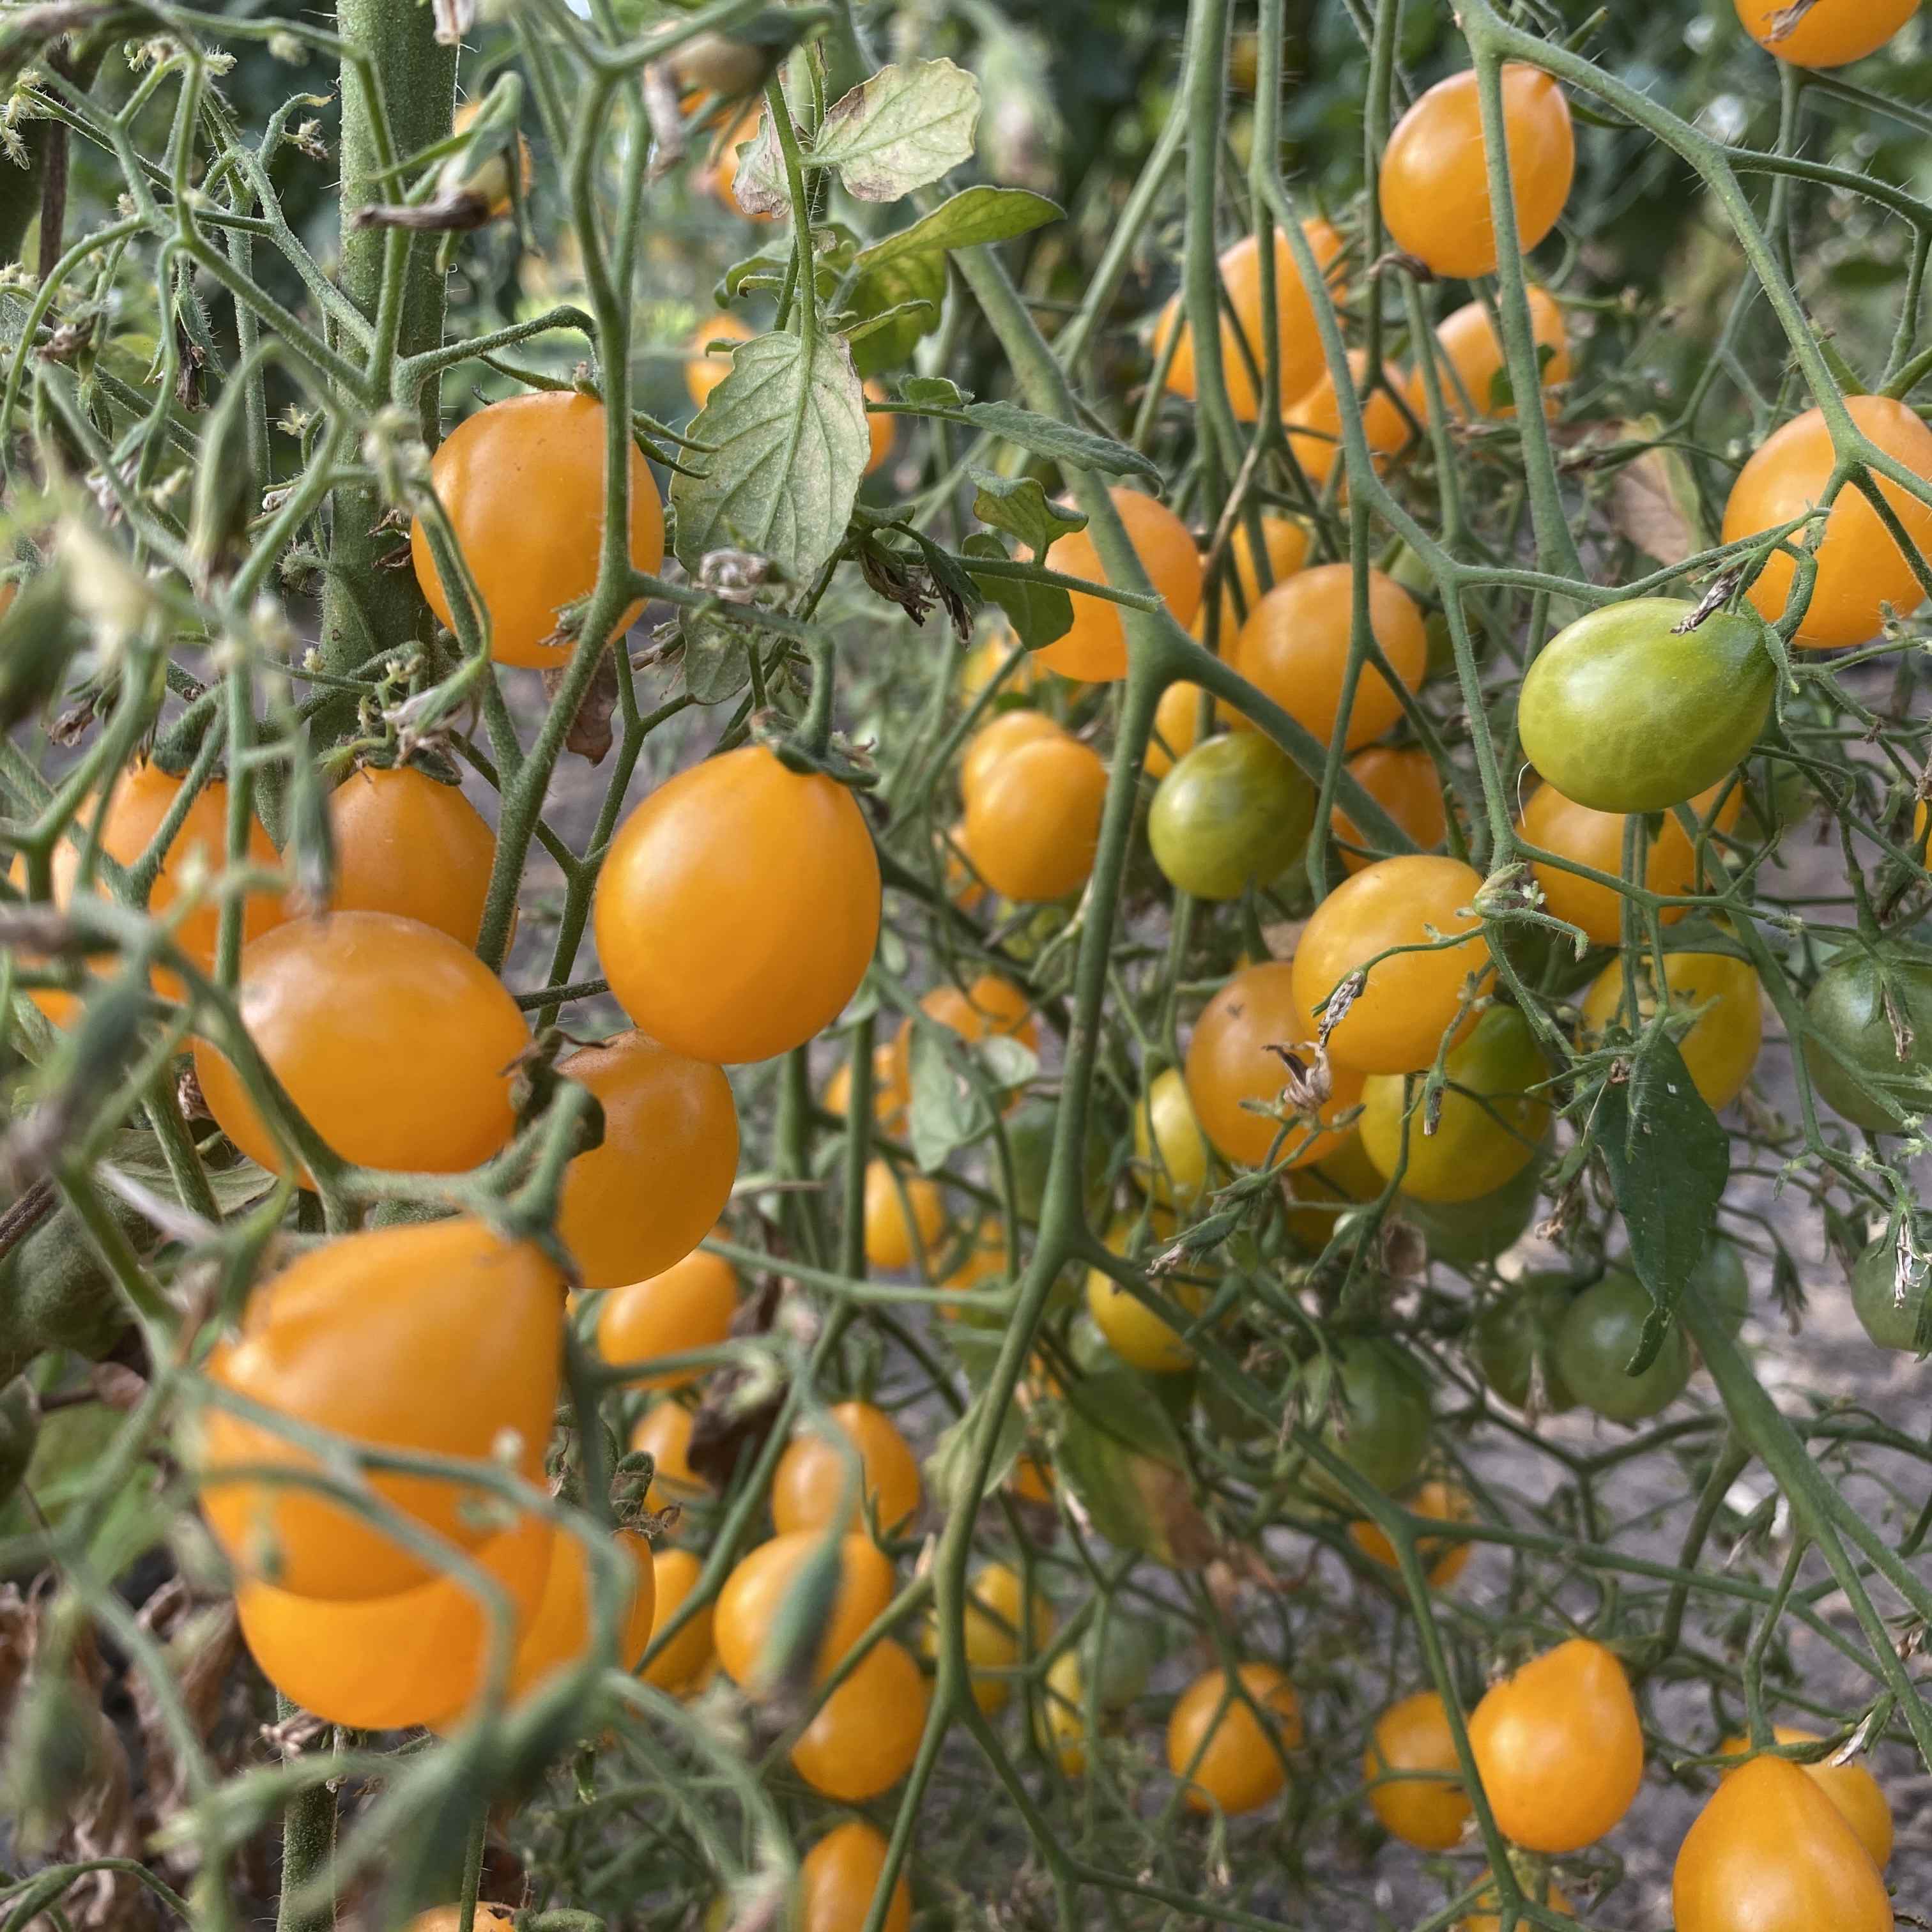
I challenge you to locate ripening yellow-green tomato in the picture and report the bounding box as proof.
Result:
[1578,949,1764,1112]
[1358,1006,1549,1204]
[1133,1066,1212,1209]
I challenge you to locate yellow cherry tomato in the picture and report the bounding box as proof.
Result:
[1283,351,1411,491]
[789,1637,929,1800]
[923,1561,1054,1715]
[863,1160,946,1272]
[1167,1662,1302,1814]
[1032,488,1204,683]
[1036,1648,1089,1774]
[962,734,1108,903]
[1202,512,1313,640]
[771,1400,923,1539]
[1734,0,1919,68]
[643,1545,716,1693]
[1133,1066,1212,1209]
[1407,286,1570,422]
[799,1820,911,1932]
[1717,1726,1892,1869]
[1365,1690,1472,1851]
[959,709,1067,807]
[1333,746,1450,874]
[824,1039,910,1130]
[1147,680,1208,778]
[595,1250,739,1391]
[685,311,753,411]
[1577,948,1764,1111]
[1085,1217,1204,1374]
[629,1401,709,1514]
[713,1531,896,1687]
[1459,1875,1574,1932]
[1349,1479,1476,1587]
[325,763,498,947]
[496,1524,657,1707]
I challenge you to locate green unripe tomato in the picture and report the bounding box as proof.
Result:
[1554,1269,1692,1422]
[1693,1234,1751,1338]
[1470,1271,1579,1411]
[1802,947,1932,1131]
[1301,1339,1432,1499]
[1148,733,1315,901]
[1400,1156,1543,1273]
[1850,1233,1930,1352]
[1517,598,1773,811]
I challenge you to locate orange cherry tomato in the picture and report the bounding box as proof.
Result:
[1674,1754,1892,1932]
[410,390,664,669]
[629,1401,709,1513]
[50,762,287,1002]
[326,763,498,947]
[1009,1453,1055,1505]
[1379,65,1575,280]
[862,379,896,477]
[1167,1662,1303,1814]
[234,1506,554,1731]
[1365,1689,1472,1850]
[789,1637,928,1801]
[643,1545,716,1692]
[1184,959,1367,1170]
[1717,1726,1892,1869]
[194,912,528,1179]
[595,1250,739,1390]
[923,1560,1055,1715]
[199,1218,563,1601]
[685,311,753,411]
[799,1820,911,1932]
[1733,0,1919,67]
[771,1400,923,1538]
[963,734,1108,903]
[1085,1215,1205,1374]
[1407,287,1570,422]
[407,1908,518,1932]
[958,622,1043,702]
[1283,351,1411,491]
[1522,779,1740,947]
[1156,222,1347,421]
[1147,681,1208,779]
[1292,855,1489,1075]
[554,1032,739,1290]
[1467,1636,1643,1852]
[1032,488,1204,683]
[1333,746,1450,874]
[1459,1874,1574,1932]
[1577,947,1764,1112]
[1349,1479,1475,1587]
[863,1160,946,1272]
[893,973,1040,1098]
[824,1039,910,1129]
[1721,394,1932,649]
[959,709,1066,806]
[714,1531,896,1687]
[496,1523,657,1705]
[1232,564,1428,752]
[595,744,881,1065]
[1205,512,1313,640]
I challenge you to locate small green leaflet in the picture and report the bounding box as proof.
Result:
[954,400,1160,482]
[1057,1368,1215,1568]
[961,533,1071,650]
[813,59,981,203]
[970,471,1086,556]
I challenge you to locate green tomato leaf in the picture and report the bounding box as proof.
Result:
[1056,1370,1215,1568]
[907,1022,991,1172]
[669,328,868,582]
[961,532,1071,650]
[845,250,947,377]
[1592,1031,1730,1372]
[970,470,1087,556]
[814,59,980,203]
[680,606,752,704]
[854,186,1062,268]
[955,399,1162,482]
[902,376,970,408]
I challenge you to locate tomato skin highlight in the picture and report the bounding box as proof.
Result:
[325,763,498,947]
[553,1032,739,1291]
[1722,394,1932,648]
[409,390,664,668]
[1517,599,1773,813]
[193,911,528,1179]
[1467,1636,1643,1853]
[595,745,881,1066]
[1032,488,1203,683]
[199,1218,564,1602]
[1365,1689,1472,1850]
[1379,65,1575,280]
[1673,1754,1892,1932]
[1166,1662,1302,1814]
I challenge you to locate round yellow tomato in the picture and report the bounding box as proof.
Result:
[799,1820,911,1932]
[1332,746,1450,874]
[893,974,1039,1098]
[1283,351,1411,490]
[1184,959,1367,1169]
[1085,1218,1204,1374]
[1232,564,1428,751]
[714,1531,896,1687]
[863,1160,946,1272]
[1036,1648,1089,1774]
[1407,286,1570,422]
[959,709,1066,806]
[553,1032,739,1291]
[790,1637,928,1800]
[1133,1066,1212,1209]
[824,1039,910,1128]
[1292,855,1489,1075]
[1717,1726,1892,1869]
[1147,681,1208,779]
[410,390,664,668]
[1721,394,1932,649]
[496,1524,657,1706]
[199,1218,562,1601]
[1202,512,1312,640]
[1365,1689,1472,1850]
[1733,0,1919,67]
[1349,1478,1475,1587]
[924,1560,1054,1715]
[1577,949,1763,1110]
[1522,779,1741,948]
[1459,1874,1573,1932]
[629,1401,709,1514]
[325,763,498,947]
[685,310,753,411]
[1156,222,1347,421]
[194,911,528,1178]
[234,1506,553,1730]
[962,734,1108,902]
[771,1400,923,1538]
[1379,65,1575,280]
[1468,1637,1643,1853]
[595,744,881,1066]
[1674,1754,1892,1932]
[642,1545,716,1693]
[406,1907,518,1932]
[595,1250,739,1390]
[1167,1662,1303,1814]
[1032,488,1204,682]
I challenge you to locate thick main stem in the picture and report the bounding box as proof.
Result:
[316,3,457,735]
